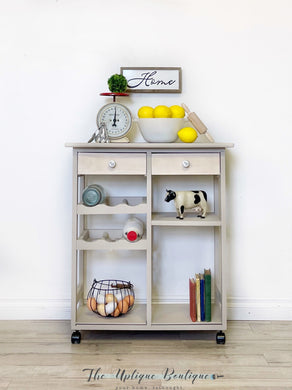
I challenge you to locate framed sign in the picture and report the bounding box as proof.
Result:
[120,67,182,93]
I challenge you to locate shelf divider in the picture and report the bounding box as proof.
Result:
[77,230,147,250]
[77,196,147,215]
[152,212,221,226]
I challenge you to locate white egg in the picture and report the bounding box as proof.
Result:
[114,290,124,302]
[105,301,117,315]
[96,293,106,305]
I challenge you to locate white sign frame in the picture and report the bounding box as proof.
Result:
[120,67,182,93]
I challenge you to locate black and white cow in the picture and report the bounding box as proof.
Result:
[164,189,208,219]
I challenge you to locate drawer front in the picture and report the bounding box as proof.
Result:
[152,153,220,175]
[78,153,146,175]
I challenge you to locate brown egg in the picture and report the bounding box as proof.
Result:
[97,303,107,317]
[111,306,121,317]
[123,295,135,307]
[105,293,118,304]
[87,297,97,311]
[118,299,129,314]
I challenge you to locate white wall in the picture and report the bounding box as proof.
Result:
[0,0,292,320]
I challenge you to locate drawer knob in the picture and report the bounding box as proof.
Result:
[182,160,190,168]
[108,160,116,168]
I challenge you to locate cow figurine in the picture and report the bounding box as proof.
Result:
[164,189,208,219]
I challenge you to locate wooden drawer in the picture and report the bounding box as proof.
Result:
[152,153,220,175]
[78,153,146,175]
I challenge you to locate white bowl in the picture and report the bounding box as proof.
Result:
[138,118,184,143]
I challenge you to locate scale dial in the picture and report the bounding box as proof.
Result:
[96,102,132,139]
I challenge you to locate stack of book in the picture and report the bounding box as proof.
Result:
[189,269,211,322]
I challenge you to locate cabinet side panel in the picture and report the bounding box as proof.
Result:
[219,151,227,329]
[147,152,152,327]
[71,150,78,329]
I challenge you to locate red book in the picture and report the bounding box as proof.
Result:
[189,278,197,322]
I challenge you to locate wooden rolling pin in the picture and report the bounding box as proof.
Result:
[181,103,214,143]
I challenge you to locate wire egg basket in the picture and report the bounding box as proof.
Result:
[87,279,135,317]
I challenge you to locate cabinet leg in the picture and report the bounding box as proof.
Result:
[216,331,226,345]
[71,330,81,344]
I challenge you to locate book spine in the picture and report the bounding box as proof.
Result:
[204,269,211,322]
[200,274,205,321]
[196,274,201,321]
[189,278,196,322]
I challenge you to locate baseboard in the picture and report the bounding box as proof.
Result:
[227,298,292,320]
[0,299,71,320]
[0,298,291,321]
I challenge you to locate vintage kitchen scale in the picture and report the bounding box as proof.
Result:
[88,92,132,143]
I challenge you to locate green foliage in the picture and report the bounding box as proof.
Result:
[107,74,128,93]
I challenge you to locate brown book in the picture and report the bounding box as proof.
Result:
[189,278,196,322]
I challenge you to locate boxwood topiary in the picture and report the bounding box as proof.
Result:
[107,74,128,93]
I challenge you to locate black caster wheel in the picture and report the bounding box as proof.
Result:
[216,331,226,345]
[71,330,81,344]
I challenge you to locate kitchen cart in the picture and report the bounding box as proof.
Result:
[66,142,233,344]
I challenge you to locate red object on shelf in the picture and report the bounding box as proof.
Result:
[189,278,197,322]
[100,92,129,102]
[127,231,138,242]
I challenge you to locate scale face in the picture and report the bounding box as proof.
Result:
[96,102,132,140]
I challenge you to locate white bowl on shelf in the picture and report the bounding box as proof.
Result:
[138,118,184,143]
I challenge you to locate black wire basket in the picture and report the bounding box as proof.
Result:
[87,279,135,317]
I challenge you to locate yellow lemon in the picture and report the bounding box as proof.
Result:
[153,105,172,118]
[177,127,198,143]
[138,106,154,118]
[170,105,185,118]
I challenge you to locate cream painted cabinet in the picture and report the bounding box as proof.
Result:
[66,142,233,344]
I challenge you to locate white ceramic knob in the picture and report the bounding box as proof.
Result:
[108,160,116,168]
[182,160,190,168]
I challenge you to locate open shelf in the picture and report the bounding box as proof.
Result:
[76,303,147,327]
[77,196,147,215]
[77,230,147,250]
[152,212,221,226]
[151,303,222,326]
